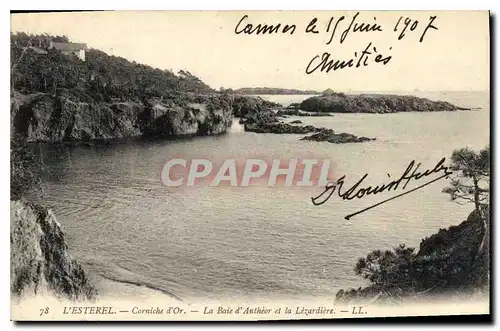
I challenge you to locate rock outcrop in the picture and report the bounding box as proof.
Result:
[301,129,375,144]
[245,122,321,134]
[225,94,281,118]
[239,100,375,143]
[142,95,233,138]
[300,93,471,113]
[276,109,333,117]
[10,90,233,143]
[10,199,97,300]
[335,207,489,305]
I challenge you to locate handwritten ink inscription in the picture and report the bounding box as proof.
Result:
[311,158,453,220]
[233,12,439,73]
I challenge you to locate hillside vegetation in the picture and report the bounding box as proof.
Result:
[10,33,239,145]
[11,33,212,103]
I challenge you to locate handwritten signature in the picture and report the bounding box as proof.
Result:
[311,157,453,220]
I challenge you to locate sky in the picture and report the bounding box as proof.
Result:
[10,11,490,92]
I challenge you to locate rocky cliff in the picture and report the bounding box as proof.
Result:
[300,93,471,113]
[10,90,233,143]
[225,94,281,118]
[11,199,97,300]
[335,207,489,305]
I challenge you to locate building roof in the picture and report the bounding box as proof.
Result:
[51,42,87,51]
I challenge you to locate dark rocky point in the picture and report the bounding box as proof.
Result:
[301,129,375,144]
[300,93,471,113]
[225,94,281,118]
[276,109,333,117]
[335,207,489,305]
[10,91,236,143]
[245,121,321,134]
[11,200,98,300]
[240,101,375,143]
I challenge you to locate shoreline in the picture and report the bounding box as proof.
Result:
[88,272,181,303]
[11,95,490,313]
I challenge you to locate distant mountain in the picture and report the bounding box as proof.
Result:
[233,87,321,95]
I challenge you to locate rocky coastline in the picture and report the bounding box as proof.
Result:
[9,89,483,302]
[299,93,471,113]
[236,95,376,143]
[11,88,473,146]
[301,129,375,144]
[335,207,489,306]
[245,122,321,134]
[10,199,97,301]
[235,91,473,144]
[10,88,478,301]
[10,34,481,305]
[276,109,333,117]
[10,90,234,144]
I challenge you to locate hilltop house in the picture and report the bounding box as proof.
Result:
[19,39,48,55]
[26,46,48,55]
[49,41,87,61]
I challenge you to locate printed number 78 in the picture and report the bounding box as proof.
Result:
[39,307,49,316]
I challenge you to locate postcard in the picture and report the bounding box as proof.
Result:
[10,10,490,321]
